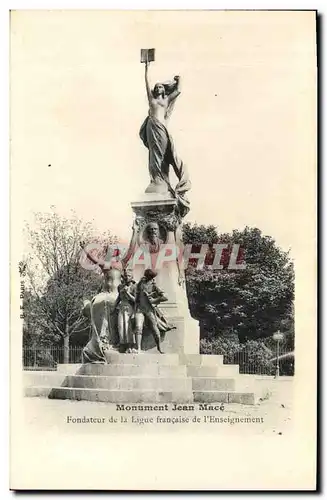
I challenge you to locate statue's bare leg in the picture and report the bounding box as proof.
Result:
[135,313,144,354]
[136,334,143,353]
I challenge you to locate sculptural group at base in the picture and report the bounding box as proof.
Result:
[81,267,175,363]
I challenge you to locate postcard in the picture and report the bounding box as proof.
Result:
[10,10,317,490]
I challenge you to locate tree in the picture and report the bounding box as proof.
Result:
[24,210,117,362]
[183,224,294,342]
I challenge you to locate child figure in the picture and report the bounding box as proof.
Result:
[117,270,137,353]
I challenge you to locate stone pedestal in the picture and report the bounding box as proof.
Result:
[130,192,199,354]
[24,354,257,405]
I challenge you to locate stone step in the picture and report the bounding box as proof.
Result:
[25,386,194,403]
[25,387,255,404]
[55,363,239,377]
[186,365,239,377]
[62,375,192,391]
[23,372,191,391]
[25,387,52,398]
[80,363,187,377]
[23,372,252,397]
[102,353,180,365]
[24,372,67,387]
[179,354,225,366]
[194,391,256,405]
[57,364,82,374]
[55,362,239,377]
[192,377,236,391]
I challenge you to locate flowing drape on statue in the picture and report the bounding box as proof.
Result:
[152,306,174,334]
[139,115,191,217]
[82,293,119,363]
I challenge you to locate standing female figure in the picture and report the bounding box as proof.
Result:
[139,61,191,217]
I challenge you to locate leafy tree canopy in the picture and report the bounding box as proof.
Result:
[183,223,294,343]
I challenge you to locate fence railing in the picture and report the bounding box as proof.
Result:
[22,346,294,375]
[222,350,294,376]
[23,346,83,370]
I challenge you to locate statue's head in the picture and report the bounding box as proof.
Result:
[146,222,160,243]
[144,269,157,282]
[103,267,121,292]
[122,268,134,285]
[153,83,165,98]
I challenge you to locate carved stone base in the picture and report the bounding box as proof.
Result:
[128,194,200,354]
[142,314,200,354]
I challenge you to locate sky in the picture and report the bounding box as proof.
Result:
[10,10,316,253]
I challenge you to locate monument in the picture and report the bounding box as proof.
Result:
[78,48,199,357]
[24,50,257,405]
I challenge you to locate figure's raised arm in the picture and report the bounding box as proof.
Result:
[80,241,105,270]
[167,75,181,103]
[144,61,152,102]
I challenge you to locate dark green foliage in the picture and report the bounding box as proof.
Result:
[183,224,294,342]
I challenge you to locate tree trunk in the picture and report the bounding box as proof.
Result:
[63,327,70,364]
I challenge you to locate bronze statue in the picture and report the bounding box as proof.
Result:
[80,242,122,361]
[139,56,191,217]
[134,269,174,354]
[116,270,137,353]
[81,267,121,363]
